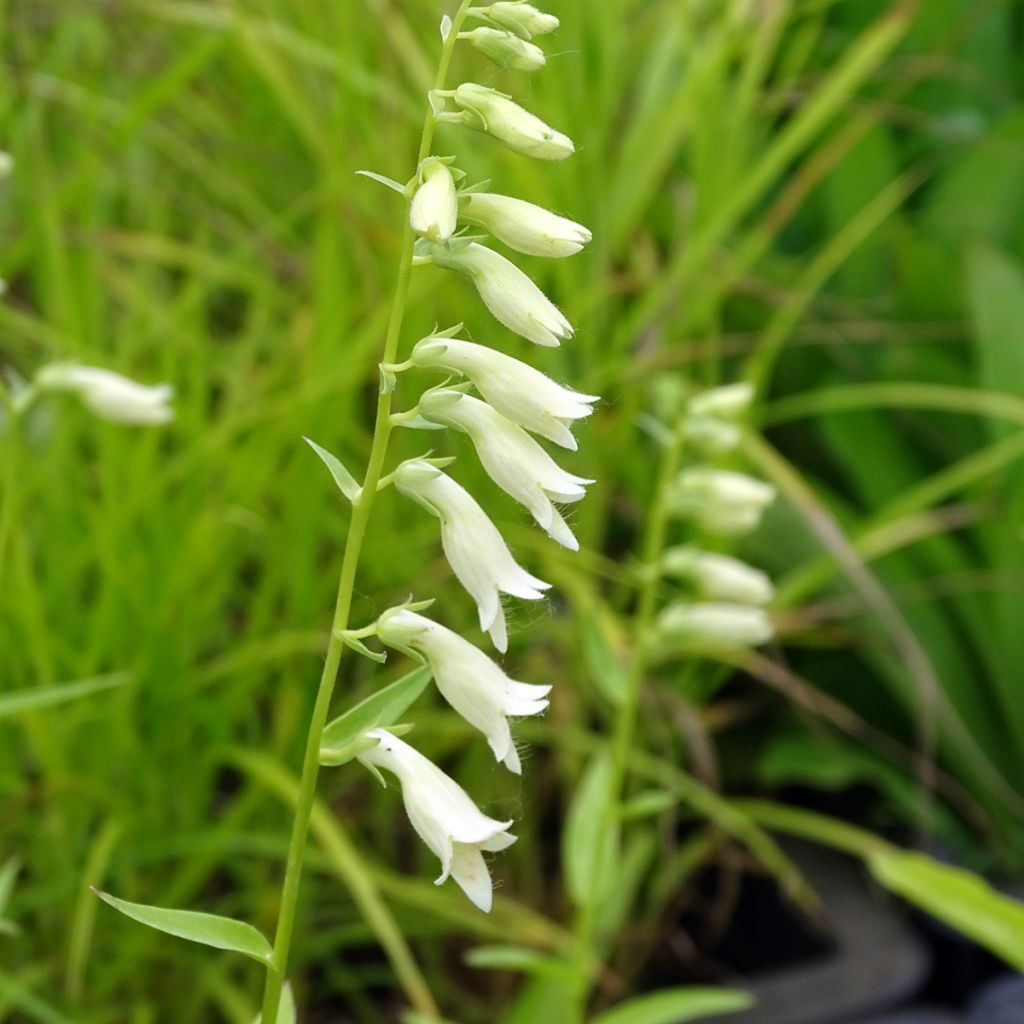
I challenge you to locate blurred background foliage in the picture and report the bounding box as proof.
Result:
[3,0,1024,1020]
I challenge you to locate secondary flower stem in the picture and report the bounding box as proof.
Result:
[258,7,472,1022]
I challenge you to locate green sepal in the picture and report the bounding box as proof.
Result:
[319,666,433,766]
[355,169,411,196]
[334,630,387,664]
[304,437,362,503]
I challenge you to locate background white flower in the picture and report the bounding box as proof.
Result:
[35,363,174,426]
[360,729,516,911]
[663,547,775,606]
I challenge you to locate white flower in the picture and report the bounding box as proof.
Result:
[410,158,458,242]
[419,388,592,550]
[36,363,174,426]
[688,383,754,420]
[683,417,742,456]
[429,242,572,347]
[452,83,574,161]
[478,2,560,38]
[461,193,591,258]
[656,602,774,649]
[663,547,774,606]
[463,27,546,72]
[411,335,597,449]
[394,459,550,652]
[668,468,775,536]
[375,608,551,773]
[359,729,516,911]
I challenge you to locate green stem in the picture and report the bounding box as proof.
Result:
[258,7,473,1021]
[571,424,686,1019]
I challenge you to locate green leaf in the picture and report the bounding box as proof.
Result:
[589,988,753,1024]
[94,890,273,965]
[0,673,129,721]
[320,666,432,766]
[869,850,1024,972]
[304,436,361,503]
[580,612,628,706]
[465,944,571,979]
[253,982,296,1024]
[563,753,618,908]
[0,858,19,936]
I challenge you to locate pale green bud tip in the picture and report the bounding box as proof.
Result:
[0,152,12,178]
[663,547,775,606]
[688,383,755,421]
[453,83,574,162]
[656,602,774,649]
[410,158,459,242]
[464,27,546,72]
[485,2,559,38]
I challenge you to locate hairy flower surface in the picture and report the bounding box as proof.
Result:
[463,27,546,71]
[430,241,572,346]
[420,388,591,550]
[477,1,560,38]
[36,363,174,426]
[394,459,549,651]
[656,602,774,649]
[461,193,591,258]
[668,468,776,536]
[411,335,597,449]
[360,729,516,910]
[663,547,774,606]
[452,83,574,161]
[377,608,550,773]
[410,158,458,242]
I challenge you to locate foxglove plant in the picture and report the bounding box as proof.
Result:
[94,4,591,1022]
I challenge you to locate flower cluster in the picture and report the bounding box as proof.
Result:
[347,2,592,911]
[656,384,778,653]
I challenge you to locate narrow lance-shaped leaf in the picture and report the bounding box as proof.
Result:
[0,859,19,936]
[563,752,618,908]
[93,890,273,965]
[588,987,754,1024]
[304,436,361,503]
[320,666,433,766]
[0,673,129,721]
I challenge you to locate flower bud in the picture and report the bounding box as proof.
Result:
[360,729,517,911]
[410,158,458,241]
[667,468,775,536]
[35,363,174,426]
[376,607,551,773]
[461,193,591,258]
[411,335,597,449]
[452,83,574,161]
[656,602,774,650]
[394,458,550,652]
[662,547,774,606]
[419,388,592,550]
[429,241,572,346]
[0,152,12,178]
[463,27,546,72]
[683,416,742,456]
[478,2,560,38]
[688,383,754,420]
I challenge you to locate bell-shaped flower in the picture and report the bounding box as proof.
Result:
[663,546,774,606]
[451,83,574,161]
[463,27,546,71]
[35,363,174,426]
[375,608,551,773]
[461,193,591,258]
[410,158,458,242]
[359,729,516,911]
[476,2,560,38]
[429,241,572,347]
[655,601,774,650]
[411,335,597,449]
[394,458,550,652]
[419,388,592,550]
[667,468,775,536]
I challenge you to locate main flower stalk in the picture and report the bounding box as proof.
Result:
[258,7,473,1020]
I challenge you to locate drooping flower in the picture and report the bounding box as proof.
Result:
[419,388,592,550]
[462,27,546,72]
[359,729,517,911]
[375,607,551,773]
[474,2,560,39]
[667,468,775,536]
[663,547,774,606]
[655,602,774,650]
[429,241,572,347]
[411,334,597,449]
[451,83,574,161]
[410,157,459,242]
[394,458,550,652]
[461,193,591,258]
[35,363,174,426]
